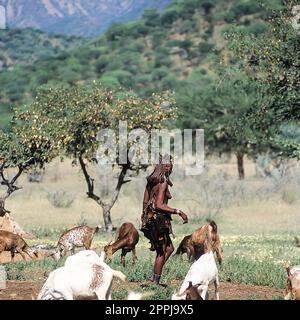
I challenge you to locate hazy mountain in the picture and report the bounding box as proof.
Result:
[0,0,171,36]
[0,27,83,71]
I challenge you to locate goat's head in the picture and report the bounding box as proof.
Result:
[172,282,204,300]
[104,242,113,260]
[51,246,63,261]
[27,247,39,259]
[185,282,203,300]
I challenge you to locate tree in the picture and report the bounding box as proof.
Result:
[0,113,57,236]
[176,67,269,179]
[0,125,56,216]
[19,84,176,231]
[229,1,300,158]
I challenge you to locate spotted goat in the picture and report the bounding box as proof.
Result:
[52,225,101,261]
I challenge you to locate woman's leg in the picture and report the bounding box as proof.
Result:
[164,235,174,262]
[152,236,174,284]
[154,240,165,276]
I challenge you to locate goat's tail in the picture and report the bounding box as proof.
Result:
[113,270,127,282]
[294,236,300,247]
[207,220,218,233]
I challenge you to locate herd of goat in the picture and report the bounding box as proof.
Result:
[0,220,299,300]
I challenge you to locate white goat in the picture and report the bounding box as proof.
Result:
[64,249,105,267]
[172,251,219,300]
[37,250,126,300]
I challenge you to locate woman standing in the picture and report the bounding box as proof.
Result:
[141,154,188,285]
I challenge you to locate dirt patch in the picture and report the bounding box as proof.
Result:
[0,281,42,300]
[0,280,283,300]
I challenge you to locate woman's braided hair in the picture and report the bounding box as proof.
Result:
[146,154,173,187]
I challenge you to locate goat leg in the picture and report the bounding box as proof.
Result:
[132,248,137,265]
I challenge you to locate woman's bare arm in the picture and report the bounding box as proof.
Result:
[143,186,150,213]
[155,181,188,223]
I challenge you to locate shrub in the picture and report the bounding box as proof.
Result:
[46,190,75,208]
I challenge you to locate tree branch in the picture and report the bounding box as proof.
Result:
[78,156,105,207]
[0,162,25,215]
[109,164,130,208]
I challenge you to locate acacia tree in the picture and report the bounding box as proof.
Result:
[176,67,268,179]
[19,84,176,231]
[0,119,56,235]
[230,0,300,158]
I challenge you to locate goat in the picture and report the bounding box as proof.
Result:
[0,230,38,262]
[174,234,194,261]
[37,250,126,300]
[104,222,139,267]
[284,263,300,300]
[52,225,101,261]
[190,220,223,264]
[294,236,300,247]
[172,251,219,300]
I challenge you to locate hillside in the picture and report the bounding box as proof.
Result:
[0,27,83,71]
[0,0,171,36]
[0,0,284,130]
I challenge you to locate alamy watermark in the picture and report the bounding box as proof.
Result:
[0,5,6,30]
[96,121,204,176]
[0,266,6,289]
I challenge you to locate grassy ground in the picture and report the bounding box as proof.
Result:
[1,155,300,299]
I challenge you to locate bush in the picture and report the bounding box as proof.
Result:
[281,189,298,204]
[232,0,261,19]
[46,190,75,208]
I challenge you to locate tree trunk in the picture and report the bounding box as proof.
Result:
[236,153,245,180]
[102,204,116,232]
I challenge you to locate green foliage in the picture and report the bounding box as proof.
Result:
[0,28,83,71]
[176,67,269,159]
[0,0,283,132]
[229,1,300,158]
[220,255,287,288]
[16,84,176,163]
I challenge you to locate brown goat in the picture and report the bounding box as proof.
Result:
[190,220,223,264]
[174,234,194,261]
[104,222,139,267]
[284,263,300,300]
[0,230,38,262]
